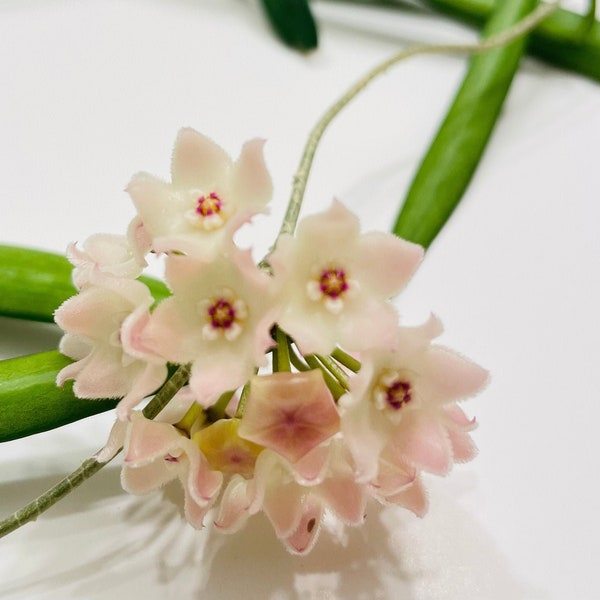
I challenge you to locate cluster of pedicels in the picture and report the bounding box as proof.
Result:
[54,128,487,555]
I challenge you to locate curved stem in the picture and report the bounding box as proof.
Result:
[0,363,191,539]
[141,364,191,420]
[267,0,557,256]
[0,457,106,540]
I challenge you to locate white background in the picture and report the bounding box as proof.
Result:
[1,1,599,598]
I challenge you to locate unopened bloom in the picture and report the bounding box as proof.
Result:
[269,200,423,354]
[339,315,488,483]
[238,370,341,464]
[126,128,272,258]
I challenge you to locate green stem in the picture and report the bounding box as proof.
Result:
[206,390,236,422]
[305,354,347,399]
[0,363,190,539]
[141,364,191,420]
[0,456,106,540]
[265,1,557,260]
[289,344,311,372]
[274,326,292,372]
[235,382,252,418]
[331,347,362,373]
[316,354,351,391]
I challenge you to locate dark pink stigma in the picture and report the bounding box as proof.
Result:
[165,454,180,463]
[319,268,348,298]
[208,298,236,329]
[386,379,411,410]
[196,192,222,217]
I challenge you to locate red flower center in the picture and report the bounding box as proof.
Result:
[385,379,412,410]
[318,267,348,298]
[196,192,222,217]
[208,298,236,329]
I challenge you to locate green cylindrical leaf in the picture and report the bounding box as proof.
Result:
[0,246,77,322]
[393,0,537,248]
[0,245,170,322]
[0,246,171,441]
[422,0,600,82]
[0,351,118,442]
[260,0,318,50]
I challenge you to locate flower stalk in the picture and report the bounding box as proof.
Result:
[274,326,292,372]
[331,347,361,373]
[0,363,190,539]
[267,0,557,257]
[304,354,347,400]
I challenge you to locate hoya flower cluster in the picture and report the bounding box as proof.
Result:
[55,128,487,554]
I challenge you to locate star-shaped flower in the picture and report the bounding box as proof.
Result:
[126,128,272,258]
[339,314,488,483]
[269,200,423,354]
[142,246,278,406]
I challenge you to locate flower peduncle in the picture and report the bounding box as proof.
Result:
[0,363,191,539]
[263,0,558,264]
[304,354,347,400]
[274,326,292,373]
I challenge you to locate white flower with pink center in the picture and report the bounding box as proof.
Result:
[44,122,492,556]
[143,246,278,407]
[126,128,272,258]
[55,276,168,419]
[339,314,488,483]
[269,199,424,354]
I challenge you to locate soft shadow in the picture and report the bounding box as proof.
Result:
[0,316,62,359]
[196,504,416,600]
[1,472,543,600]
[0,465,123,517]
